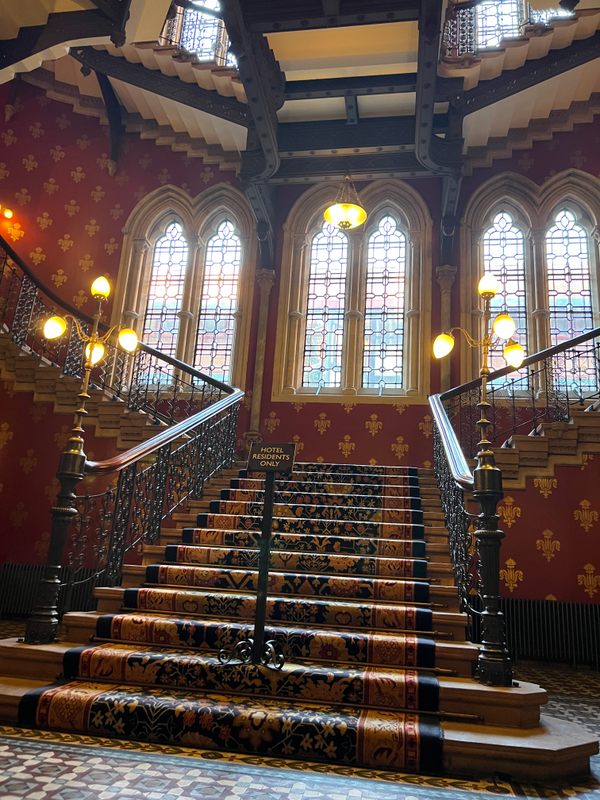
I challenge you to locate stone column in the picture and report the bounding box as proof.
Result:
[244,268,275,450]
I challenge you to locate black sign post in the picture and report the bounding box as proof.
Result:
[219,443,295,669]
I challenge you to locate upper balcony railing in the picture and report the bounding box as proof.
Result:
[159,1,236,68]
[442,0,574,60]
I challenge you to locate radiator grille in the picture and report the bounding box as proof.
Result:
[0,563,98,617]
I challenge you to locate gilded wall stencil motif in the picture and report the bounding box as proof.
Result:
[533,477,557,499]
[291,435,304,454]
[338,435,356,459]
[535,530,560,562]
[19,448,37,475]
[498,496,521,528]
[391,436,409,461]
[573,499,598,533]
[500,558,524,592]
[51,269,67,288]
[341,402,356,414]
[577,563,599,598]
[545,593,557,600]
[292,403,304,413]
[264,412,280,434]
[0,422,14,449]
[581,453,594,470]
[365,414,382,438]
[418,415,433,439]
[393,402,408,415]
[314,413,331,436]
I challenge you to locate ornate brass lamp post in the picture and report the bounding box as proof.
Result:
[433,274,524,686]
[24,276,138,644]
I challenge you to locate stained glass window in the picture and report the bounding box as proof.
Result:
[194,219,241,382]
[475,0,522,48]
[363,215,406,389]
[483,210,527,372]
[142,220,188,360]
[545,208,596,391]
[302,224,348,388]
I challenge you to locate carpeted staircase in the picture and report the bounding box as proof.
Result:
[18,461,456,773]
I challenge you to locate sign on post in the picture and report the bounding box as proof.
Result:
[248,443,296,473]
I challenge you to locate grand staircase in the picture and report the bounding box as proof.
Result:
[0,459,597,780]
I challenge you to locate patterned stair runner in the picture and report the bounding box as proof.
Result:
[19,462,450,773]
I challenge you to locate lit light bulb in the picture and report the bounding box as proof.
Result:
[433,332,455,359]
[85,341,106,366]
[503,339,525,369]
[492,312,516,340]
[118,327,138,353]
[43,315,67,340]
[90,275,111,299]
[2,207,14,219]
[478,273,499,298]
[323,202,367,230]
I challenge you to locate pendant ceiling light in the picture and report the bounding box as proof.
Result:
[323,175,367,230]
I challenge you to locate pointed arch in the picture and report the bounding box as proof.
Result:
[112,182,257,389]
[273,178,432,401]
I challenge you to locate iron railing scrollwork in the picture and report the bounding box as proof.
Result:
[442,0,574,61]
[0,234,244,641]
[430,325,600,684]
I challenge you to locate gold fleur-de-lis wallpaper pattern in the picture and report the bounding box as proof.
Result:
[533,476,557,499]
[497,496,522,528]
[500,558,524,592]
[535,529,560,562]
[573,499,598,533]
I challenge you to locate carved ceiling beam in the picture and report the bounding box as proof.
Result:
[284,73,462,101]
[93,70,125,175]
[0,10,114,72]
[87,0,133,46]
[271,151,427,182]
[70,46,249,127]
[278,114,448,153]
[240,0,420,33]
[221,0,285,267]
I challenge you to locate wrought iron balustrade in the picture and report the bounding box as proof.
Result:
[442,0,574,60]
[159,1,236,68]
[430,325,600,683]
[0,234,244,633]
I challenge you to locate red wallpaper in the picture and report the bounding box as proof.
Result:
[0,81,238,319]
[0,78,599,606]
[498,457,600,604]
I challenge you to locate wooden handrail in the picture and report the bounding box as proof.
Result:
[441,325,600,401]
[85,388,244,474]
[0,233,231,393]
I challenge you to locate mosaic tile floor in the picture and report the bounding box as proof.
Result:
[0,621,598,800]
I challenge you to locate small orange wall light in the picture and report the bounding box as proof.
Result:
[0,203,14,219]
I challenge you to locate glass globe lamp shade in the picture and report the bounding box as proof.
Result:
[85,341,106,366]
[478,273,499,298]
[433,332,455,359]
[118,327,138,353]
[503,339,525,369]
[90,275,111,299]
[43,315,68,340]
[492,312,516,340]
[2,206,14,219]
[323,202,367,231]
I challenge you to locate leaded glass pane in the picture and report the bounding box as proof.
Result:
[143,221,188,363]
[302,224,348,389]
[362,214,406,389]
[194,219,241,382]
[483,211,527,373]
[476,0,523,48]
[546,208,596,392]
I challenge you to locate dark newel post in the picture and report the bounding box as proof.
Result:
[24,303,102,644]
[252,469,274,663]
[473,293,513,686]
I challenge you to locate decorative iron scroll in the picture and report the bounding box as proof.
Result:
[1,234,243,617]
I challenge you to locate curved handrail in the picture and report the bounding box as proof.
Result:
[0,233,230,394]
[86,388,244,474]
[441,324,600,401]
[429,393,473,489]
